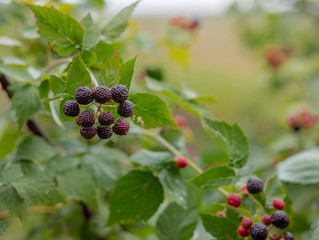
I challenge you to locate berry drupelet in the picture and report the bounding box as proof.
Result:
[117,100,135,118]
[63,101,80,117]
[75,86,93,105]
[99,111,115,126]
[93,86,112,104]
[250,223,268,240]
[80,126,97,139]
[113,118,130,135]
[97,125,113,139]
[111,84,129,103]
[247,177,264,194]
[271,210,290,229]
[78,110,95,127]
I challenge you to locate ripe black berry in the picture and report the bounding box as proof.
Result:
[283,232,294,240]
[113,118,130,135]
[247,177,264,194]
[93,86,111,104]
[80,126,97,139]
[97,125,113,139]
[271,210,289,229]
[75,86,93,105]
[63,100,80,117]
[250,223,268,240]
[78,110,95,127]
[117,100,135,118]
[99,111,115,126]
[111,84,128,103]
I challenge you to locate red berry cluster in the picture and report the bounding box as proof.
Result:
[62,84,134,140]
[264,46,292,68]
[169,16,199,32]
[222,177,293,239]
[286,106,317,131]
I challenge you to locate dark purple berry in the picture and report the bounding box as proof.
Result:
[78,110,95,127]
[247,177,264,194]
[111,84,128,103]
[117,100,135,118]
[75,86,93,105]
[250,223,268,240]
[283,232,294,240]
[93,86,111,104]
[113,118,130,135]
[62,100,80,117]
[97,125,113,139]
[80,126,97,139]
[99,112,115,126]
[271,210,289,229]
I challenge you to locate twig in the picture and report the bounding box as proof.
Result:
[42,58,72,73]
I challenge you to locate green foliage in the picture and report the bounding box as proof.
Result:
[309,216,319,240]
[0,221,10,236]
[81,13,100,49]
[98,49,121,87]
[120,57,136,91]
[131,149,171,169]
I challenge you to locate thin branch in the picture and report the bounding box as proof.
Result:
[42,58,72,73]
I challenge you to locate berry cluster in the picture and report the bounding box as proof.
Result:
[62,84,134,140]
[222,177,293,239]
[264,46,292,68]
[170,16,199,32]
[286,106,317,131]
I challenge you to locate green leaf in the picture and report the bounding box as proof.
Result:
[90,41,115,67]
[13,174,63,205]
[49,75,65,95]
[39,79,50,99]
[66,54,91,96]
[17,136,57,161]
[98,49,121,88]
[162,128,185,150]
[0,185,27,220]
[264,175,285,208]
[28,5,84,55]
[200,214,239,240]
[119,57,136,91]
[11,85,42,128]
[130,93,177,128]
[131,149,171,169]
[81,13,100,49]
[57,168,96,205]
[309,216,319,240]
[81,50,96,66]
[0,164,23,184]
[102,1,139,40]
[201,117,249,169]
[278,149,319,184]
[108,170,164,225]
[0,63,36,83]
[156,202,198,240]
[190,166,236,189]
[0,220,11,236]
[47,155,79,175]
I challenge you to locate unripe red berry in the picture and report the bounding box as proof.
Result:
[175,157,188,168]
[261,214,271,226]
[227,194,241,208]
[237,225,250,237]
[173,115,186,128]
[216,211,226,217]
[240,184,249,196]
[273,198,285,210]
[241,217,253,229]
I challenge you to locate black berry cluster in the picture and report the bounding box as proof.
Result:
[62,84,134,140]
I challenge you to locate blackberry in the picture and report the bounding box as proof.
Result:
[250,223,268,240]
[283,232,294,240]
[63,101,80,117]
[247,177,264,194]
[113,118,130,135]
[75,86,93,105]
[111,84,128,103]
[98,112,115,126]
[117,100,135,118]
[93,86,111,104]
[80,126,97,139]
[78,110,95,127]
[271,210,289,229]
[97,125,113,139]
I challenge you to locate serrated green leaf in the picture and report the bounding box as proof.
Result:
[108,170,164,225]
[28,5,84,55]
[278,149,319,184]
[13,174,63,205]
[0,220,11,236]
[57,168,96,205]
[0,63,35,83]
[264,175,285,208]
[309,216,319,240]
[130,93,177,128]
[66,54,91,96]
[0,164,23,184]
[156,202,198,240]
[81,13,100,49]
[49,75,65,95]
[98,49,120,87]
[17,135,57,161]
[102,1,139,40]
[11,85,42,128]
[120,57,136,91]
[200,214,239,240]
[19,160,41,175]
[0,185,27,220]
[39,79,50,99]
[201,117,249,169]
[81,50,96,66]
[90,41,115,67]
[131,149,171,169]
[190,166,235,189]
[47,155,79,175]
